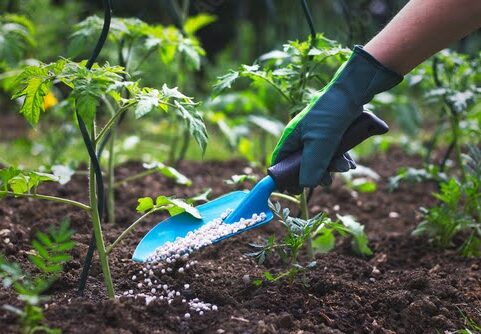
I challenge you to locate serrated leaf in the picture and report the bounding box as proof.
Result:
[173,100,208,153]
[35,232,53,248]
[162,84,188,100]
[213,71,239,96]
[12,66,52,126]
[134,89,160,119]
[179,41,202,70]
[28,255,47,272]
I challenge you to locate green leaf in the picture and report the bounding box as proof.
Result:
[183,14,217,35]
[162,84,188,100]
[337,215,372,256]
[134,89,160,119]
[213,71,239,96]
[351,178,377,193]
[247,115,284,136]
[11,66,52,126]
[164,197,201,219]
[0,14,36,67]
[224,174,258,185]
[0,167,21,191]
[75,95,98,125]
[136,197,154,213]
[312,229,336,253]
[252,279,263,287]
[173,101,208,153]
[8,174,30,194]
[264,271,274,281]
[189,188,212,203]
[143,162,192,186]
[179,39,203,70]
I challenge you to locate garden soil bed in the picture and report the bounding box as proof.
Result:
[1,148,480,333]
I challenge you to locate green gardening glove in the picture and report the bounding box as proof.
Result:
[271,46,403,189]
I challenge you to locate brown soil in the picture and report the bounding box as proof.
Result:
[0,148,480,334]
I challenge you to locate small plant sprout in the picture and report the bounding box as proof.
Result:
[248,202,371,285]
[0,220,75,334]
[413,146,481,257]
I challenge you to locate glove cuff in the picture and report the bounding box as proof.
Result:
[333,45,404,106]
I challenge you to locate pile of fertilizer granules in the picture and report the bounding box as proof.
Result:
[119,211,267,319]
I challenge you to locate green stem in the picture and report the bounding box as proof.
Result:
[168,116,180,165]
[247,72,293,104]
[299,189,309,220]
[106,209,160,254]
[175,126,190,167]
[88,128,115,298]
[107,131,115,224]
[102,96,117,225]
[95,104,132,145]
[300,188,313,260]
[113,169,158,188]
[0,191,90,211]
[449,112,467,182]
[271,192,301,205]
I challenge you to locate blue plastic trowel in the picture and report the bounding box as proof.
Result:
[132,112,388,262]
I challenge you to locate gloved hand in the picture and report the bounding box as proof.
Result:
[271,45,403,189]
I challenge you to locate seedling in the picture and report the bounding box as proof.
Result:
[0,220,75,334]
[3,57,207,298]
[248,202,371,286]
[414,146,481,257]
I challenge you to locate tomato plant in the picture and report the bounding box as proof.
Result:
[2,56,207,297]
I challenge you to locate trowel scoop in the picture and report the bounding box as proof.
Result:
[132,112,388,262]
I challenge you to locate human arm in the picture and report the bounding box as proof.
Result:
[365,0,481,75]
[272,0,481,191]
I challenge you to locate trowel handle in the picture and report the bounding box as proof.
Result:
[267,112,389,193]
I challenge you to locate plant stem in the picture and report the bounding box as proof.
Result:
[88,129,115,298]
[168,116,180,165]
[0,191,90,211]
[107,131,115,224]
[299,189,309,220]
[106,209,159,254]
[449,112,467,182]
[271,192,301,205]
[95,104,132,145]
[300,188,314,260]
[102,96,117,225]
[175,126,190,167]
[113,169,158,188]
[247,72,293,103]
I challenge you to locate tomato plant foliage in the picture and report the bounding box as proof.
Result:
[10,59,207,151]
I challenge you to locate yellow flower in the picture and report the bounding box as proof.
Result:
[43,91,58,110]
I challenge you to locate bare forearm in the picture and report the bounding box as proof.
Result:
[365,0,481,75]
